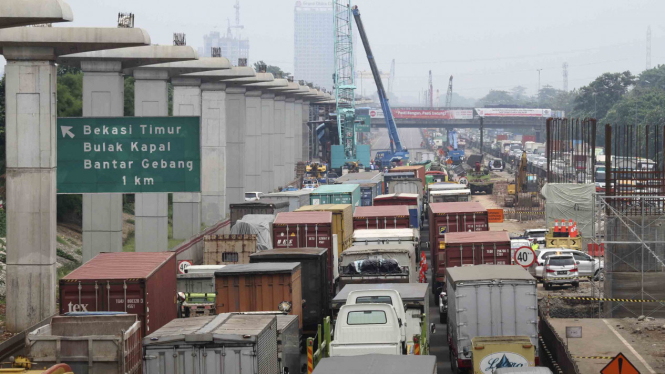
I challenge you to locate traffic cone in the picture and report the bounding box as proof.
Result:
[562,219,569,237]
[570,221,578,238]
[554,219,560,237]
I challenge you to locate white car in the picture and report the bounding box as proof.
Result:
[542,254,579,290]
[244,192,263,201]
[528,248,603,281]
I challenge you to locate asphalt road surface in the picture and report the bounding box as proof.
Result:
[370,127,429,159]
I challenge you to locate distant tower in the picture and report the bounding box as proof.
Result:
[445,75,453,108]
[562,63,569,92]
[428,70,433,108]
[647,26,652,70]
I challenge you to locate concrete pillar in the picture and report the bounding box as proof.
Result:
[273,95,286,189]
[260,93,275,193]
[172,77,202,240]
[80,60,124,263]
[284,97,295,183]
[294,99,303,164]
[4,47,57,332]
[302,101,311,162]
[245,89,262,192]
[133,69,169,252]
[200,82,227,225]
[226,86,247,205]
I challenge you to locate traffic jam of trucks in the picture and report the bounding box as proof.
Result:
[37,161,570,374]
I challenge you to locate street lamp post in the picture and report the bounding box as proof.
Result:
[536,69,543,104]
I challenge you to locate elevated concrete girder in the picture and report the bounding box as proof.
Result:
[57,45,198,263]
[0,0,73,29]
[123,56,231,77]
[0,26,150,332]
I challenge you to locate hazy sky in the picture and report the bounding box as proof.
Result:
[10,0,665,105]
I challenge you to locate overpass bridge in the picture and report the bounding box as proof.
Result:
[367,107,551,130]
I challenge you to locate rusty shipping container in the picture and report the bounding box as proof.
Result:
[390,165,426,192]
[272,212,337,295]
[295,204,353,256]
[230,201,289,227]
[431,231,511,295]
[215,263,304,329]
[59,252,177,336]
[204,234,258,265]
[250,248,330,334]
[353,205,410,230]
[429,202,489,294]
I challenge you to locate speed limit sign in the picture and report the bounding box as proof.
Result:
[514,246,536,267]
[459,177,469,186]
[178,260,193,274]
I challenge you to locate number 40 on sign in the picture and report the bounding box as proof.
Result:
[514,246,536,267]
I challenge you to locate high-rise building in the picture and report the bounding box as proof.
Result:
[200,30,249,66]
[294,1,334,91]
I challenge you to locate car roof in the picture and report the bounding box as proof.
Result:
[547,254,574,259]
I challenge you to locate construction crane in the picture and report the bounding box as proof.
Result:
[445,75,453,107]
[331,0,360,170]
[352,5,409,168]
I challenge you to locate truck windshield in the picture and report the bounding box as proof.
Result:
[355,296,393,305]
[347,310,387,325]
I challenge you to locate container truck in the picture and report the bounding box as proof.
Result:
[445,265,538,373]
[295,204,353,257]
[432,231,511,296]
[391,165,426,190]
[332,283,432,355]
[352,228,420,256]
[28,313,142,374]
[230,201,289,227]
[272,211,339,294]
[374,193,422,228]
[143,314,280,374]
[329,303,403,356]
[338,244,417,287]
[214,263,304,330]
[353,205,410,230]
[59,252,177,336]
[313,355,436,374]
[250,248,330,334]
[261,190,312,211]
[203,234,258,264]
[177,265,226,317]
[310,184,361,211]
[471,336,537,374]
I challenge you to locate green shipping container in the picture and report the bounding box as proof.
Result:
[310,184,361,212]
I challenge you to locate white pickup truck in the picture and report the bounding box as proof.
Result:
[330,286,434,356]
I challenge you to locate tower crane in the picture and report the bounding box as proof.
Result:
[352,5,409,167]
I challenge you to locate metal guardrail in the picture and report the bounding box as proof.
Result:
[538,309,580,374]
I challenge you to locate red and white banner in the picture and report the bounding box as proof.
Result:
[475,108,552,118]
[368,108,473,120]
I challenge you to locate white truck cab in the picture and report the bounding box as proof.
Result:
[346,290,407,342]
[329,303,403,356]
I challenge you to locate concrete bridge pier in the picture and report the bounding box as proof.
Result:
[225,86,247,205]
[200,82,228,225]
[273,95,286,189]
[294,98,303,165]
[172,77,202,240]
[244,89,263,192]
[133,68,170,252]
[80,61,124,261]
[284,96,296,182]
[260,92,276,192]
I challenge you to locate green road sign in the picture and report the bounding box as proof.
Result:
[356,114,371,133]
[57,117,200,193]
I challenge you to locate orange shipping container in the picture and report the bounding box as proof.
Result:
[215,263,303,329]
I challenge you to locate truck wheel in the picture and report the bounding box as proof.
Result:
[440,311,446,324]
[572,281,580,288]
[544,282,550,290]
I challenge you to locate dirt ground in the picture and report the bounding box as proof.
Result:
[612,317,665,373]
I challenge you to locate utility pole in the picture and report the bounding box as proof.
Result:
[647,26,652,70]
[428,70,433,108]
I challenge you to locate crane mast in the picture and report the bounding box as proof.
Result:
[352,5,405,157]
[445,75,453,108]
[333,0,356,160]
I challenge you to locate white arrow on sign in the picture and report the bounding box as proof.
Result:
[61,126,75,139]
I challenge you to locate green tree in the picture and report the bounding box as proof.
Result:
[57,71,83,117]
[511,86,528,101]
[572,71,635,119]
[477,90,516,106]
[253,60,290,78]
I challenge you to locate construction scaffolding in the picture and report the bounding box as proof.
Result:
[600,123,665,317]
[546,118,597,184]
